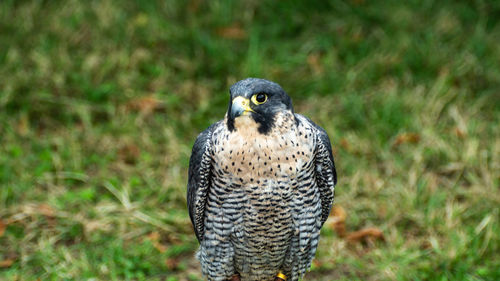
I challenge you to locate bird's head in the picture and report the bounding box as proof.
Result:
[226,78,294,134]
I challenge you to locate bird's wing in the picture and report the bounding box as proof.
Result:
[300,116,337,226]
[187,121,220,242]
[288,115,337,278]
[312,121,337,226]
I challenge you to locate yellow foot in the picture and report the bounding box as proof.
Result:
[275,271,287,281]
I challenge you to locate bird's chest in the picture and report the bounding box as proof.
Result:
[212,117,314,183]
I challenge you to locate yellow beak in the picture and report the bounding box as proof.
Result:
[231,96,254,118]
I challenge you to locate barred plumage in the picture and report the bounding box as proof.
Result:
[187,78,337,281]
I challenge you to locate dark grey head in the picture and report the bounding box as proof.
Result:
[226,78,294,134]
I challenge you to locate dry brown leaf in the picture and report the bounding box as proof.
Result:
[329,206,346,222]
[307,53,323,75]
[16,115,29,136]
[37,204,58,228]
[84,220,110,233]
[165,257,180,270]
[38,204,55,217]
[0,259,14,268]
[454,127,466,138]
[216,24,247,39]
[392,133,420,147]
[0,219,6,237]
[146,231,168,253]
[333,222,347,238]
[339,138,351,152]
[118,143,140,165]
[168,234,183,245]
[420,240,432,250]
[126,95,163,116]
[346,227,385,244]
[147,231,160,241]
[327,206,347,237]
[312,259,323,268]
[153,242,167,253]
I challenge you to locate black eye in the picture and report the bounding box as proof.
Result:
[251,93,268,105]
[256,93,267,103]
[256,93,266,102]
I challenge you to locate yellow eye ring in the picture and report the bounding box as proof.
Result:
[251,93,268,105]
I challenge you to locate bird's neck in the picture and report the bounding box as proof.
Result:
[226,111,295,138]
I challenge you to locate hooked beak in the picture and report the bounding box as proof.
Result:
[230,96,254,119]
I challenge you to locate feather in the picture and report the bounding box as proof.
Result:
[187,121,221,242]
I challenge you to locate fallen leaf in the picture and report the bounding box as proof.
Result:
[327,206,347,237]
[329,206,346,222]
[307,53,323,75]
[165,257,180,270]
[126,95,163,116]
[0,259,14,268]
[147,231,160,241]
[346,227,385,244]
[454,127,466,138]
[167,233,183,245]
[339,138,351,152]
[146,231,168,253]
[84,220,110,233]
[38,204,55,217]
[420,240,432,250]
[118,143,140,165]
[334,222,347,238]
[16,114,29,136]
[153,242,167,253]
[392,133,420,147]
[312,259,323,268]
[0,219,6,237]
[37,204,58,228]
[216,24,247,39]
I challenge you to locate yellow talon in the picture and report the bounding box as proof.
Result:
[276,272,287,280]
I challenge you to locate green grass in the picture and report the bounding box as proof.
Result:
[1,0,499,280]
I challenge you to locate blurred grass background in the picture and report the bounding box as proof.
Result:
[0,0,499,280]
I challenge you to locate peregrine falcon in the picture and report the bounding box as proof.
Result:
[187,78,337,281]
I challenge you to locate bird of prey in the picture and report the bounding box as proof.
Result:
[187,78,337,281]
